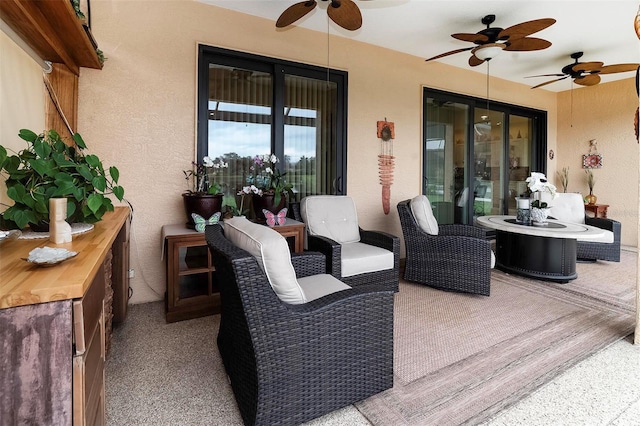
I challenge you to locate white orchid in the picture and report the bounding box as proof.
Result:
[526,172,557,208]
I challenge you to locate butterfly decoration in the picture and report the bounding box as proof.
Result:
[263,208,287,227]
[191,212,221,233]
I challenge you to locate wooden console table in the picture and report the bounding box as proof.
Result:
[584,203,609,218]
[0,207,130,425]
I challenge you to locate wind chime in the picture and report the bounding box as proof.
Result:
[377,119,395,214]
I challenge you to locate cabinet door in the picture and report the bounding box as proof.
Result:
[0,300,73,425]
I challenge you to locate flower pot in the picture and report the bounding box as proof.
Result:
[252,193,286,224]
[530,207,551,225]
[182,193,223,229]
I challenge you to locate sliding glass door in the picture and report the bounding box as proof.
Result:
[424,88,547,225]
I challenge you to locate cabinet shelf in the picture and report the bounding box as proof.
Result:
[0,0,102,75]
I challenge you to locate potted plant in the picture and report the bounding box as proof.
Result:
[183,156,228,228]
[584,169,597,205]
[245,154,293,222]
[525,172,557,225]
[0,129,124,231]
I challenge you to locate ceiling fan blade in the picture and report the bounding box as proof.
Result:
[572,62,604,73]
[530,75,569,89]
[425,47,474,62]
[451,33,489,43]
[469,55,484,67]
[498,18,556,40]
[327,0,362,31]
[574,74,601,86]
[504,37,552,52]
[598,63,640,74]
[525,73,566,78]
[276,1,317,28]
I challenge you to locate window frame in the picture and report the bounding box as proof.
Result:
[196,44,349,196]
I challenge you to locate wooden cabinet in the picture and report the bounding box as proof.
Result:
[0,208,130,425]
[163,225,221,323]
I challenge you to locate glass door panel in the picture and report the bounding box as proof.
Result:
[284,75,337,201]
[473,107,505,219]
[507,115,533,214]
[206,64,273,195]
[424,99,469,224]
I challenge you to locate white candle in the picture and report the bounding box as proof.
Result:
[516,198,530,209]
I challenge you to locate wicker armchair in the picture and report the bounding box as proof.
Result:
[205,223,394,426]
[300,195,400,292]
[549,193,621,262]
[397,198,492,296]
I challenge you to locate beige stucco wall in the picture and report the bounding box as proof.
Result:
[0,29,45,209]
[74,1,562,303]
[555,78,638,246]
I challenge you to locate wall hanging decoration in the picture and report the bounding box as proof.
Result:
[377,119,395,214]
[582,139,603,168]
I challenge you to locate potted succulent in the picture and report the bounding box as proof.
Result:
[245,154,294,222]
[0,129,125,231]
[183,156,228,228]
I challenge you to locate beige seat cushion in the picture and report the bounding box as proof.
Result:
[297,274,351,302]
[340,242,394,277]
[410,195,439,235]
[300,196,361,244]
[224,217,306,304]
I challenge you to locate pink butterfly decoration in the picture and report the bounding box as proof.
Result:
[263,208,288,227]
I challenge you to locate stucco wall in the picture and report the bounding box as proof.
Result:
[555,79,638,246]
[77,1,563,303]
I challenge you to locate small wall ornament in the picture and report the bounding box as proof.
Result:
[582,139,603,169]
[377,119,395,215]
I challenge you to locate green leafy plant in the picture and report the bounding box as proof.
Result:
[0,129,125,230]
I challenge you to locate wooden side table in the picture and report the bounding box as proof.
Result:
[268,219,305,253]
[163,224,220,323]
[584,203,609,218]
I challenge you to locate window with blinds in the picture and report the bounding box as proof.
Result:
[197,45,347,204]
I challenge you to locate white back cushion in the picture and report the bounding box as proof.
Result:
[410,195,439,235]
[550,193,585,224]
[300,196,360,244]
[223,217,306,304]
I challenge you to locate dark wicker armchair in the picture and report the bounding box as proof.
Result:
[205,224,394,426]
[300,195,400,292]
[397,198,492,296]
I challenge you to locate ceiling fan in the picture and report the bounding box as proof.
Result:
[527,52,640,89]
[276,0,363,31]
[425,14,556,67]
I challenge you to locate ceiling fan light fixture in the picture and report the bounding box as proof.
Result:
[472,43,505,61]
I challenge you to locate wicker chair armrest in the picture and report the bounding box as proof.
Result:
[438,224,487,239]
[291,251,326,278]
[307,235,342,278]
[286,284,394,316]
[359,228,400,253]
[585,217,621,236]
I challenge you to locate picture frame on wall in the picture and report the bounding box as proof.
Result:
[582,153,603,169]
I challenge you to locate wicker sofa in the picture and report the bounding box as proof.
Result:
[397,197,493,296]
[300,195,400,292]
[205,220,394,425]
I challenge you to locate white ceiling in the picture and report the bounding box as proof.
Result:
[201,0,640,92]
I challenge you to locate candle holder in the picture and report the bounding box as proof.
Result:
[515,196,530,224]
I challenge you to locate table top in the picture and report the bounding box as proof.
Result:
[476,215,612,242]
[0,207,130,309]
